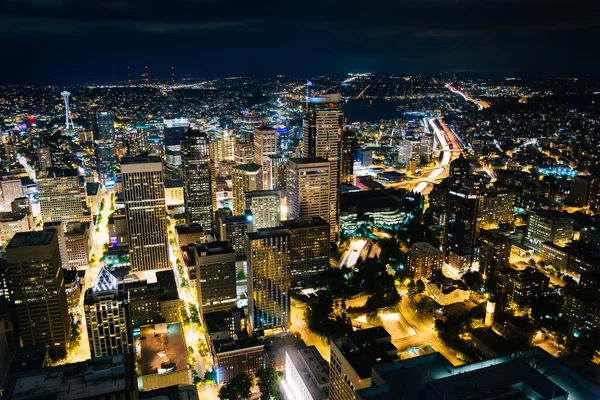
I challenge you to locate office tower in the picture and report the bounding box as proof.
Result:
[302,93,343,242]
[245,190,281,229]
[588,176,600,212]
[247,227,291,333]
[43,221,70,269]
[505,267,549,305]
[406,242,443,280]
[479,230,511,276]
[209,139,223,163]
[329,327,397,400]
[341,128,356,185]
[398,140,413,162]
[0,212,32,246]
[239,111,261,143]
[221,129,236,162]
[37,147,52,171]
[164,118,190,177]
[148,136,165,159]
[195,241,237,314]
[0,179,23,210]
[287,158,333,239]
[443,177,486,272]
[565,176,591,207]
[95,112,117,185]
[4,231,70,347]
[84,268,132,358]
[231,163,261,215]
[254,126,278,190]
[525,209,573,247]
[281,346,329,400]
[218,211,254,258]
[121,156,169,272]
[37,168,88,223]
[181,129,214,230]
[11,196,31,216]
[65,221,92,269]
[281,217,330,290]
[268,154,287,190]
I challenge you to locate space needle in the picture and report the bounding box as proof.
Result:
[61,91,75,130]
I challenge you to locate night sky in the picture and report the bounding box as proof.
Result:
[2,0,599,85]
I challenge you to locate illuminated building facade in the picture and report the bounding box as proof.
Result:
[406,242,443,280]
[5,231,70,347]
[302,93,344,242]
[253,126,278,190]
[95,112,116,186]
[218,211,255,258]
[231,163,261,216]
[526,209,573,247]
[479,230,511,276]
[84,268,132,358]
[195,241,237,314]
[37,169,89,223]
[181,129,214,230]
[121,156,169,272]
[341,128,356,185]
[247,227,291,333]
[245,190,281,229]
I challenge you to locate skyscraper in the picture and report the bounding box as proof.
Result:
[84,268,132,358]
[281,217,330,290]
[5,231,70,347]
[247,227,291,333]
[239,111,261,143]
[181,129,214,230]
[340,128,356,185]
[267,154,287,191]
[95,112,116,186]
[245,190,281,230]
[443,177,486,271]
[164,118,190,177]
[195,241,237,314]
[231,163,261,216]
[302,93,344,241]
[286,158,332,238]
[253,126,278,190]
[121,156,169,272]
[37,147,52,171]
[218,211,255,258]
[479,230,511,276]
[37,168,88,223]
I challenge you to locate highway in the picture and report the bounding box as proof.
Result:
[446,84,490,111]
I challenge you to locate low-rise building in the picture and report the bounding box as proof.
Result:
[505,267,549,305]
[340,191,405,235]
[175,224,205,248]
[426,276,470,306]
[127,271,181,328]
[539,242,600,279]
[65,221,92,269]
[526,209,573,247]
[0,212,33,247]
[139,323,191,392]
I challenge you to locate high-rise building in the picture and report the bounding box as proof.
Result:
[37,147,52,171]
[84,268,132,358]
[406,242,443,280]
[0,179,23,209]
[195,241,237,314]
[235,142,255,165]
[247,227,291,333]
[443,177,487,272]
[281,217,330,290]
[181,129,214,230]
[239,111,261,143]
[164,118,190,177]
[126,270,181,328]
[231,163,261,216]
[95,112,117,185]
[477,190,515,230]
[421,134,434,164]
[302,93,343,242]
[267,154,288,191]
[37,169,88,223]
[341,128,356,185]
[218,211,255,258]
[121,156,169,272]
[43,221,70,269]
[286,158,332,239]
[479,230,511,276]
[5,231,70,347]
[280,346,329,400]
[253,126,278,190]
[245,190,281,230]
[221,129,236,162]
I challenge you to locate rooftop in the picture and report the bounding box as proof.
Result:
[288,157,329,165]
[140,323,188,376]
[4,354,136,400]
[213,336,264,354]
[6,230,55,249]
[280,216,329,230]
[86,182,101,196]
[232,163,261,173]
[408,242,442,257]
[121,155,163,164]
[247,227,290,240]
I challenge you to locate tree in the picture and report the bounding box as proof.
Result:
[462,271,484,292]
[204,370,217,384]
[218,373,254,400]
[416,279,425,294]
[407,280,418,299]
[255,368,282,400]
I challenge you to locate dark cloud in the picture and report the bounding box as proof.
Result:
[1,0,599,84]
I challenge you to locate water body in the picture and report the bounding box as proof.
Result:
[344,99,408,123]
